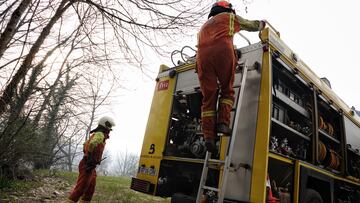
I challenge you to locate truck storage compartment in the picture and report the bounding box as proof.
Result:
[317,95,343,173]
[156,160,218,197]
[164,91,206,158]
[267,157,294,203]
[270,57,312,162]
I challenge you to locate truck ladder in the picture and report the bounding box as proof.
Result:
[196,60,254,203]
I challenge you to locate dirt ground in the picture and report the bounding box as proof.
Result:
[1,176,71,203]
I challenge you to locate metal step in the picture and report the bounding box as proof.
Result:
[208,159,225,164]
[202,186,220,192]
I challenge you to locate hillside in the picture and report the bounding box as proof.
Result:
[0,170,170,203]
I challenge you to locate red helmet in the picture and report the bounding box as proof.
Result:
[208,1,235,18]
[213,1,233,9]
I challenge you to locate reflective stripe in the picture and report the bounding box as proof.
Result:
[229,13,235,36]
[66,199,76,203]
[220,98,233,106]
[201,110,216,118]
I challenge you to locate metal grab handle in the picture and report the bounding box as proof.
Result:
[237,32,251,45]
[237,20,280,45]
[264,20,280,37]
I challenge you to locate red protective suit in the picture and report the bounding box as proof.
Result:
[197,12,262,140]
[67,131,108,202]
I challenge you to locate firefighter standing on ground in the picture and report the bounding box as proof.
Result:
[196,1,265,152]
[66,116,115,203]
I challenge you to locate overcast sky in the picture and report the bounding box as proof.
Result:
[105,0,360,156]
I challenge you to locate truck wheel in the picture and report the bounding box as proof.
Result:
[304,189,323,203]
[171,193,195,203]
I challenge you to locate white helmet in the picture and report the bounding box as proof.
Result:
[98,116,116,130]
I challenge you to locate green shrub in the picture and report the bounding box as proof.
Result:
[0,176,11,190]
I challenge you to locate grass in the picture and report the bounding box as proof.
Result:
[1,170,170,202]
[0,175,42,200]
[0,176,40,192]
[58,171,170,203]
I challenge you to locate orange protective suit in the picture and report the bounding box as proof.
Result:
[67,131,108,202]
[197,12,262,140]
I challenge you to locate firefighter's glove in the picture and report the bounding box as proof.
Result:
[259,20,266,30]
[86,153,96,173]
[258,20,266,40]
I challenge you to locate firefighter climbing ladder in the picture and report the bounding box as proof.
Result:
[196,59,254,203]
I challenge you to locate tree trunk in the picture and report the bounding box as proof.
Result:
[68,138,72,172]
[0,0,32,60]
[0,0,73,116]
[35,71,77,169]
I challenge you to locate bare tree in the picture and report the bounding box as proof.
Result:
[113,151,139,177]
[54,72,114,171]
[96,149,111,176]
[56,121,84,172]
[34,70,78,169]
[77,72,114,141]
[0,0,208,115]
[0,0,75,115]
[0,0,32,59]
[0,0,209,177]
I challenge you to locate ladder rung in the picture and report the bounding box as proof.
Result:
[202,186,220,192]
[217,132,231,137]
[208,159,225,164]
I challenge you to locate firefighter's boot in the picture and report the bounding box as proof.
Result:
[205,139,216,153]
[217,123,232,135]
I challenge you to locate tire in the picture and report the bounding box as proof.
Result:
[171,193,196,203]
[304,189,324,203]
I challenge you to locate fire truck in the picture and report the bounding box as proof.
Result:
[130,26,360,203]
